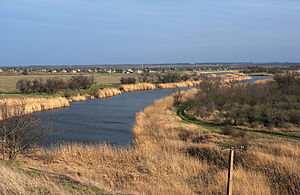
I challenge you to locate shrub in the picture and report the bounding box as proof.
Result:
[16,79,31,93]
[120,77,136,84]
[190,72,300,128]
[69,75,95,90]
[0,101,48,165]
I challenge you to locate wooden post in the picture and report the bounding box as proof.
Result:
[227,149,234,195]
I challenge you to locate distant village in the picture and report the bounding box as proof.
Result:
[0,63,299,75]
[0,64,231,75]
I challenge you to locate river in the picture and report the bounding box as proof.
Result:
[40,88,192,146]
[39,76,272,146]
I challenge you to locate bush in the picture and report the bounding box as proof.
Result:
[120,77,136,84]
[16,76,95,94]
[190,72,300,128]
[159,73,181,83]
[45,78,66,94]
[16,79,31,93]
[69,75,95,90]
[0,101,48,165]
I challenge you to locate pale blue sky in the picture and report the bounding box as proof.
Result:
[1,0,300,65]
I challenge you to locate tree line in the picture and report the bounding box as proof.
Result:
[189,72,300,128]
[16,75,95,94]
[120,72,201,84]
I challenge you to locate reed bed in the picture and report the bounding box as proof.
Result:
[254,78,274,84]
[220,73,253,82]
[15,88,299,194]
[120,83,156,92]
[158,80,201,89]
[0,97,69,119]
[84,94,95,100]
[96,88,122,98]
[69,94,87,102]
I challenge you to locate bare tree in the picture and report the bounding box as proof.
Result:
[173,90,184,107]
[0,100,48,165]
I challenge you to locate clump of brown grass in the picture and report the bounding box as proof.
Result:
[84,94,95,100]
[158,81,201,89]
[96,88,122,98]
[219,72,252,82]
[0,97,69,119]
[120,83,156,92]
[254,78,274,84]
[70,94,87,102]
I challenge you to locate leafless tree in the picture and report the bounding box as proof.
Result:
[0,100,48,165]
[173,90,184,107]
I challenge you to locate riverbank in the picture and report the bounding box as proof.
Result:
[9,87,299,194]
[0,96,69,119]
[70,72,253,101]
[0,73,269,120]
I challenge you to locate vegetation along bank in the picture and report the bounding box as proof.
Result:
[1,78,298,194]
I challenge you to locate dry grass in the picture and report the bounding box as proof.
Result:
[0,163,108,194]
[69,95,87,102]
[84,94,95,100]
[219,73,253,82]
[0,97,69,119]
[2,88,300,194]
[97,88,122,98]
[120,83,156,92]
[254,78,275,84]
[158,81,201,89]
[0,164,64,194]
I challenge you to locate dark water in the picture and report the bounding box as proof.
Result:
[39,88,191,146]
[39,75,272,146]
[245,75,272,83]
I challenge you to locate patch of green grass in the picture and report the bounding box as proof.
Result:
[0,93,61,98]
[55,176,110,195]
[100,83,120,88]
[176,101,222,131]
[172,71,187,74]
[220,140,240,148]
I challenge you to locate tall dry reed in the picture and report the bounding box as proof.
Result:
[158,81,201,89]
[120,83,156,92]
[254,78,274,84]
[69,94,87,102]
[0,97,69,119]
[96,88,122,98]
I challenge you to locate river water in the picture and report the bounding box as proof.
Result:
[39,76,272,146]
[40,88,190,146]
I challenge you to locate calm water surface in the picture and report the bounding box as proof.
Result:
[40,88,191,146]
[40,75,272,146]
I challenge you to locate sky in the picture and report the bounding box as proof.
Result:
[0,0,300,66]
